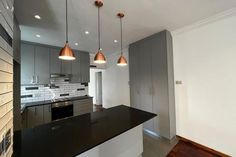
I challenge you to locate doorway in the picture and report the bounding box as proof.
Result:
[95,72,102,105]
[88,69,103,107]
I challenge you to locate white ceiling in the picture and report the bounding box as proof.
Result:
[15,0,236,55]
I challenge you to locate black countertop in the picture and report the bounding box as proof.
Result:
[21,96,93,112]
[13,105,156,157]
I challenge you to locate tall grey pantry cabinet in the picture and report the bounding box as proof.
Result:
[129,30,176,140]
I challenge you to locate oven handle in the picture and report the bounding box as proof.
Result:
[51,102,73,108]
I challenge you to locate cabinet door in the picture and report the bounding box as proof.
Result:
[35,46,50,84]
[71,51,80,83]
[138,39,154,133]
[27,106,44,128]
[61,60,72,74]
[43,104,51,123]
[21,43,35,84]
[80,52,90,83]
[21,110,27,129]
[151,31,173,139]
[73,99,93,116]
[50,48,62,74]
[129,44,141,109]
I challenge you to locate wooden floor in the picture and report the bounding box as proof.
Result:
[143,133,225,157]
[167,140,222,157]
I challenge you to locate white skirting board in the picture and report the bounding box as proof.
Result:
[77,125,143,157]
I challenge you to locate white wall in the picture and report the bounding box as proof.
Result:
[172,14,236,156]
[102,50,130,108]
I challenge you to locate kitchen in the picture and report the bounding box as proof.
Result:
[0,0,236,157]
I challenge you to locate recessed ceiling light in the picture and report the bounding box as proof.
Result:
[85,31,90,34]
[75,43,78,46]
[114,40,118,43]
[36,34,41,38]
[34,15,41,19]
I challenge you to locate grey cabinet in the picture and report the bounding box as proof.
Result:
[22,104,51,128]
[71,51,90,83]
[138,38,155,133]
[80,52,90,83]
[43,104,51,123]
[21,43,35,84]
[21,42,90,84]
[26,106,44,128]
[61,60,72,74]
[129,30,176,140]
[73,98,93,116]
[129,44,141,109]
[21,43,50,84]
[35,46,50,84]
[50,48,62,74]
[71,51,80,82]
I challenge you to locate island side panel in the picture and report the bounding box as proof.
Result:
[77,125,143,157]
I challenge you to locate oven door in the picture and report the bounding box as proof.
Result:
[51,102,73,121]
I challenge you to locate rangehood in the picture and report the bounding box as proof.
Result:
[50,73,72,78]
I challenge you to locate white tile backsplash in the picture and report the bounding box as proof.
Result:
[21,83,88,103]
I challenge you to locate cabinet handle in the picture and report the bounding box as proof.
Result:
[36,76,39,84]
[31,76,35,84]
[35,107,37,115]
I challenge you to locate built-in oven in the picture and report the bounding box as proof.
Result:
[51,101,73,121]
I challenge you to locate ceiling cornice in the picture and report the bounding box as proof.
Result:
[171,7,236,35]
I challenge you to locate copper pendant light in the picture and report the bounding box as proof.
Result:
[59,0,75,60]
[117,13,127,66]
[94,0,106,64]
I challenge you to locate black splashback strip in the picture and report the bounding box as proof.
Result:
[21,95,33,98]
[60,93,69,97]
[77,88,85,91]
[25,87,39,90]
[0,23,12,47]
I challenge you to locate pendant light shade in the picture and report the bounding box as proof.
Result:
[59,43,75,60]
[117,13,127,66]
[59,0,75,60]
[94,49,106,64]
[94,0,106,64]
[117,55,127,66]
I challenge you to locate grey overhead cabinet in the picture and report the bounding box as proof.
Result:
[80,51,90,83]
[21,43,35,84]
[35,46,50,84]
[61,60,72,74]
[129,30,176,140]
[21,42,50,84]
[71,51,80,82]
[21,42,90,84]
[71,51,90,83]
[50,48,62,74]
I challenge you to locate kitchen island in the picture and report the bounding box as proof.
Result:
[13,105,156,157]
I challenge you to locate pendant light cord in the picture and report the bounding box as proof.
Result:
[98,6,101,50]
[66,0,68,43]
[120,17,123,55]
